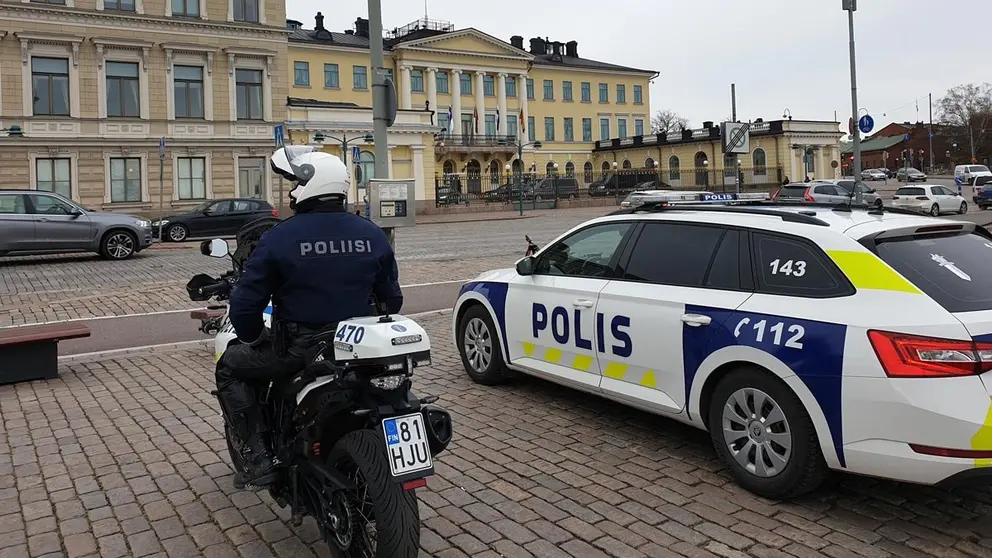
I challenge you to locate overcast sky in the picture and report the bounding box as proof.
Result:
[289,0,989,131]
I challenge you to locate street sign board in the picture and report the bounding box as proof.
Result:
[720,121,750,155]
[274,124,285,148]
[904,134,911,141]
[849,117,854,136]
[858,114,874,134]
[352,146,360,161]
[159,137,166,158]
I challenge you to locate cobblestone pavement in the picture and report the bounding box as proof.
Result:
[2,313,991,558]
[0,207,610,327]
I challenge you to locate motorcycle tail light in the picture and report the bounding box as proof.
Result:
[371,374,405,390]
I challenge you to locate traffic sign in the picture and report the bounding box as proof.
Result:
[159,137,166,158]
[720,121,750,155]
[352,146,360,161]
[904,134,911,141]
[274,124,285,148]
[858,114,874,134]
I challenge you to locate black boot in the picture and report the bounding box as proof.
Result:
[216,371,278,488]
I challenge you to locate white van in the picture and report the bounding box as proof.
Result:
[955,164,992,185]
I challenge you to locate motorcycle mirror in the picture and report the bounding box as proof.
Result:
[207,238,230,258]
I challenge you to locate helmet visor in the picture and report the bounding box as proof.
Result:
[271,145,318,182]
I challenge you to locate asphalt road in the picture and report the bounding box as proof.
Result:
[57,280,466,356]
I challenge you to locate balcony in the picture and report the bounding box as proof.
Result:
[435,134,518,156]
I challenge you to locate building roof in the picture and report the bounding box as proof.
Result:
[287,22,655,75]
[840,134,906,154]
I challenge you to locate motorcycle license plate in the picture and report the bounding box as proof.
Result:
[381,413,433,477]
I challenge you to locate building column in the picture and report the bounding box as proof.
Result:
[788,146,797,181]
[412,145,426,201]
[399,64,412,110]
[517,74,529,140]
[496,72,508,137]
[475,71,485,135]
[450,69,462,136]
[426,67,438,122]
[817,146,825,179]
[387,145,395,178]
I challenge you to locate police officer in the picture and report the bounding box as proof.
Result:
[216,146,403,488]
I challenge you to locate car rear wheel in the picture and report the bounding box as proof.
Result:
[167,224,189,242]
[930,204,940,216]
[457,305,509,386]
[708,366,827,500]
[873,199,883,209]
[959,202,968,215]
[100,230,137,260]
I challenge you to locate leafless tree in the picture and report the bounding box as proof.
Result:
[651,110,689,135]
[937,83,992,162]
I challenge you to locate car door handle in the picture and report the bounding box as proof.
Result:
[572,299,595,308]
[681,313,712,327]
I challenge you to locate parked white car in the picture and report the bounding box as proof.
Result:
[955,165,992,186]
[861,169,887,181]
[892,184,968,216]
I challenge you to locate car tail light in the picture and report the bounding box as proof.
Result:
[867,330,992,378]
[803,188,815,202]
[915,196,929,200]
[271,208,279,217]
[771,188,780,201]
[909,444,992,459]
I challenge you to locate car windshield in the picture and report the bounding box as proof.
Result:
[896,187,925,196]
[875,231,992,313]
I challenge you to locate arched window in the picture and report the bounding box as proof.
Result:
[668,155,681,181]
[489,159,501,177]
[601,161,611,172]
[355,151,375,187]
[583,161,594,183]
[511,159,523,176]
[644,157,655,169]
[622,159,632,169]
[466,159,482,193]
[752,148,767,175]
[443,160,454,175]
[546,161,556,175]
[694,151,709,187]
[565,161,575,177]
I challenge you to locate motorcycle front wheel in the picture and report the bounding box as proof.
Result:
[324,429,420,558]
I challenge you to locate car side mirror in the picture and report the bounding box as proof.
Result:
[201,238,229,258]
[516,256,536,276]
[69,208,83,217]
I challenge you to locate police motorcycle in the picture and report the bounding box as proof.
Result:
[185,219,453,558]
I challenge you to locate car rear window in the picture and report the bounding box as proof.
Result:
[895,187,925,196]
[875,232,992,313]
[778,185,808,196]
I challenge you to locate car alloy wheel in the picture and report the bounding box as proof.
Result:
[462,317,493,373]
[168,224,189,242]
[930,204,940,216]
[721,387,793,478]
[960,202,968,214]
[105,232,135,259]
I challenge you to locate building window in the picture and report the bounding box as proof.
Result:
[563,117,573,142]
[600,118,610,140]
[635,118,644,136]
[438,110,449,135]
[352,65,367,89]
[459,73,472,95]
[669,155,681,181]
[563,81,572,101]
[753,148,767,175]
[173,65,204,119]
[617,84,626,104]
[633,85,643,104]
[583,161,593,182]
[293,61,309,86]
[238,157,266,198]
[176,157,206,199]
[172,0,199,16]
[543,79,553,100]
[436,71,448,94]
[106,62,140,118]
[236,69,263,120]
[484,114,496,137]
[110,157,141,203]
[526,78,534,100]
[31,57,70,116]
[233,0,258,22]
[323,63,339,88]
[483,75,494,96]
[544,117,555,141]
[618,118,627,139]
[581,82,591,103]
[30,0,66,3]
[505,78,516,98]
[598,83,608,103]
[36,158,71,199]
[582,118,592,142]
[507,114,518,138]
[565,161,575,177]
[104,0,135,11]
[411,69,424,92]
[528,116,535,142]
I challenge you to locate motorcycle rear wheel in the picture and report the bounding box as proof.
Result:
[324,429,420,558]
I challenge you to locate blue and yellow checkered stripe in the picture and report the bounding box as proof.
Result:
[520,342,658,389]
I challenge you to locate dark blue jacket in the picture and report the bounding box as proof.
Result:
[228,208,402,343]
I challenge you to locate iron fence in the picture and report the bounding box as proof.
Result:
[434,166,784,207]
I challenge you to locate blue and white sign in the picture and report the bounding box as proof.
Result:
[159,137,166,157]
[352,146,361,161]
[904,134,911,141]
[858,115,874,134]
[274,124,285,148]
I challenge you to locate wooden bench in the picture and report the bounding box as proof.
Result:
[0,323,92,384]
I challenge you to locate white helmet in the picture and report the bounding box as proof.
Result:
[270,146,350,208]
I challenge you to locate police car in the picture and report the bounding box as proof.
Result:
[451,192,992,499]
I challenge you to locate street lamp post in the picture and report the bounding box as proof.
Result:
[843,0,863,204]
[552,162,560,209]
[312,131,373,208]
[515,139,542,216]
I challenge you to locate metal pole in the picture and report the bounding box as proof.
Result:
[368,0,394,249]
[731,83,737,122]
[847,6,863,205]
[517,142,524,216]
[928,93,934,173]
[157,153,164,242]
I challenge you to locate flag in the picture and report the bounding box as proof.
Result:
[447,106,453,133]
[496,108,500,131]
[519,109,525,133]
[473,107,479,134]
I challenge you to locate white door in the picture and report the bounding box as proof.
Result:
[504,221,636,391]
[596,222,752,414]
[938,186,960,211]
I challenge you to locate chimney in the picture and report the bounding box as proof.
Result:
[286,19,302,30]
[565,40,578,57]
[528,37,545,54]
[510,35,524,50]
[355,17,370,38]
[314,12,325,31]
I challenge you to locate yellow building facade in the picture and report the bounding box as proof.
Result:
[285,14,657,208]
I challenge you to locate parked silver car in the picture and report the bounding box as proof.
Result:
[0,190,153,260]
